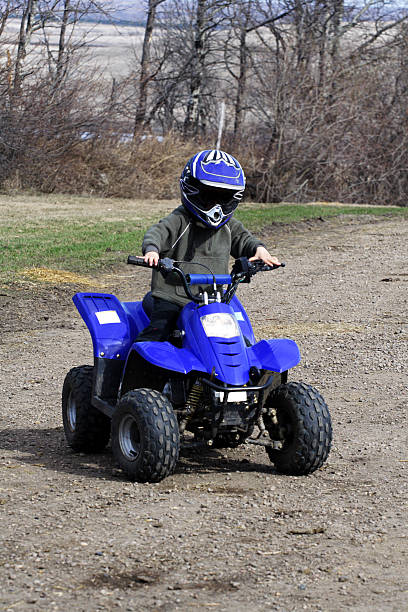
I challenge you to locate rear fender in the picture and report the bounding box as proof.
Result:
[73,293,150,358]
[73,292,135,360]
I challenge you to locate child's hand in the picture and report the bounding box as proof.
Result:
[144,251,160,266]
[249,246,281,267]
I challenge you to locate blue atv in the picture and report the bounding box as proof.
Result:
[62,257,332,482]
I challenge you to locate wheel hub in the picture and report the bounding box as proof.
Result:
[67,392,77,432]
[119,414,141,461]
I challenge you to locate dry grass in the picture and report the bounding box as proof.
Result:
[0,193,176,225]
[18,267,104,287]
[0,133,202,199]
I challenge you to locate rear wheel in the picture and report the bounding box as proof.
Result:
[264,382,332,475]
[111,388,180,483]
[62,365,111,452]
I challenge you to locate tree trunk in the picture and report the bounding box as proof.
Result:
[134,0,163,132]
[233,3,252,138]
[183,0,206,137]
[53,0,72,92]
[0,0,13,38]
[329,0,344,70]
[13,0,39,94]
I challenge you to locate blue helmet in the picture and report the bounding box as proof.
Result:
[180,149,246,228]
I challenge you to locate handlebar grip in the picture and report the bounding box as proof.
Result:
[186,273,232,286]
[127,255,152,268]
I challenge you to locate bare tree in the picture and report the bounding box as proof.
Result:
[141,0,229,136]
[222,0,293,138]
[0,0,118,187]
[3,0,113,95]
[0,1,21,37]
[40,1,113,92]
[134,0,167,132]
[12,0,41,93]
[183,0,207,135]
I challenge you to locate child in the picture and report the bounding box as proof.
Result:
[137,149,280,342]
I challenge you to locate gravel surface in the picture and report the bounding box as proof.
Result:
[1,215,407,612]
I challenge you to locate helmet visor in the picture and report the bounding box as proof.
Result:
[189,178,242,213]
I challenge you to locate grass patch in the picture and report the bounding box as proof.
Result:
[1,197,407,284]
[0,219,147,281]
[236,203,408,232]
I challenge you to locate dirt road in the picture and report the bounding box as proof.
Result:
[1,215,407,612]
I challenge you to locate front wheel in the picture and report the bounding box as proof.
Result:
[111,388,180,483]
[264,382,332,475]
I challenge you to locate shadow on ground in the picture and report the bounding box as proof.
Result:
[0,427,276,481]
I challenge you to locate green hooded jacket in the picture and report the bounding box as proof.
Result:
[142,206,264,307]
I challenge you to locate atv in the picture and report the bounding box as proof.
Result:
[62,256,332,482]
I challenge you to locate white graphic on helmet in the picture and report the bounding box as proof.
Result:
[202,150,239,167]
[199,150,242,180]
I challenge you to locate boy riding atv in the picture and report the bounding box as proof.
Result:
[62,149,332,483]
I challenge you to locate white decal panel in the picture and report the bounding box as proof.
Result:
[95,310,121,324]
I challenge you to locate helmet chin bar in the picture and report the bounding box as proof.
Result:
[182,192,233,228]
[205,204,226,226]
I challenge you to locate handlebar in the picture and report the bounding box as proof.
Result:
[127,255,285,303]
[127,255,284,275]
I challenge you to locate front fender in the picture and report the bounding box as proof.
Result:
[248,339,301,373]
[132,341,207,375]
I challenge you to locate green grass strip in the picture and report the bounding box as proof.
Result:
[0,220,147,276]
[236,204,408,233]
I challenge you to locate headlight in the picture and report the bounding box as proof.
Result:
[200,313,240,338]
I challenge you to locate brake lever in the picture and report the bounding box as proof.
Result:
[263,262,286,271]
[251,260,286,272]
